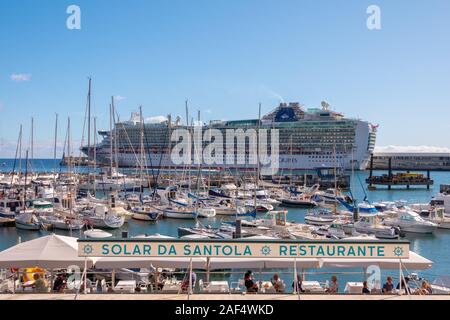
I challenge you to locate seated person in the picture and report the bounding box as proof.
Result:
[362,281,371,294]
[396,277,411,295]
[325,276,338,294]
[181,272,197,292]
[150,271,164,291]
[32,273,48,293]
[244,271,258,293]
[270,274,285,293]
[382,276,395,294]
[53,274,67,292]
[414,281,432,295]
[292,275,305,293]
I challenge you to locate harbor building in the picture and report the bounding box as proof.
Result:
[372,152,450,171]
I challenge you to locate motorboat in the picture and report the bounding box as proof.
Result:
[209,199,237,215]
[163,206,198,219]
[313,188,349,205]
[180,234,211,240]
[304,214,336,226]
[131,206,163,221]
[382,209,438,234]
[177,226,222,239]
[280,196,317,208]
[313,222,356,239]
[40,214,85,230]
[81,205,125,229]
[84,228,113,239]
[15,212,42,230]
[197,207,216,218]
[425,208,450,229]
[243,200,273,213]
[133,233,174,239]
[353,214,400,239]
[338,198,378,214]
[0,198,22,219]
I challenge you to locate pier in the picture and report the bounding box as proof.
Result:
[366,154,434,190]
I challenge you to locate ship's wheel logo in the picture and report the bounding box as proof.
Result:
[83,244,93,255]
[393,246,404,257]
[261,245,271,256]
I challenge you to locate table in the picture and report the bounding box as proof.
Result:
[161,279,182,293]
[344,282,364,294]
[260,281,276,294]
[301,281,324,293]
[204,281,230,293]
[114,280,136,293]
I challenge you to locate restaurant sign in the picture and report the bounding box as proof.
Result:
[78,240,410,259]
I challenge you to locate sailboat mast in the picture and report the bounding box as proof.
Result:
[93,117,97,196]
[67,117,71,174]
[255,103,261,210]
[111,96,119,172]
[18,124,22,175]
[139,106,144,189]
[53,114,58,199]
[30,117,34,162]
[23,150,29,208]
[109,103,113,174]
[87,77,92,158]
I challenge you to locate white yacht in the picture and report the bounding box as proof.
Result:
[80,205,125,229]
[382,209,437,234]
[353,214,399,239]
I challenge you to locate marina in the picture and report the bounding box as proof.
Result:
[1,2,449,310]
[1,156,450,296]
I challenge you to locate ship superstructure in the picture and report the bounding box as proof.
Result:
[82,102,377,171]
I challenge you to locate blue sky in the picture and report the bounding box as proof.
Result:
[1,0,449,157]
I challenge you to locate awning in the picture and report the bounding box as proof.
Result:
[319,251,433,270]
[0,234,96,269]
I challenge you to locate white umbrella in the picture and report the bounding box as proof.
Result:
[0,234,96,269]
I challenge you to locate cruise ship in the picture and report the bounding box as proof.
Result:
[81,102,377,171]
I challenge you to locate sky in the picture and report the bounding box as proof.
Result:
[0,0,450,158]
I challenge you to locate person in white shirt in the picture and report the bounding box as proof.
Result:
[271,274,285,293]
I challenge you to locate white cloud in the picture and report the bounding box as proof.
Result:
[113,95,126,102]
[145,116,167,124]
[204,109,212,114]
[10,73,32,82]
[375,145,450,153]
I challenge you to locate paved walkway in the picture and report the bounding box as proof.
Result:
[1,293,450,300]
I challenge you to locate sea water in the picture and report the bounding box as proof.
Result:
[1,159,450,289]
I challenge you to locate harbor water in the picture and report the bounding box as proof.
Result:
[1,159,450,289]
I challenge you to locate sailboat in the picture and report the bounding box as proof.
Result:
[15,212,42,230]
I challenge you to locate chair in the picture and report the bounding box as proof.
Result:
[198,279,210,293]
[230,279,245,293]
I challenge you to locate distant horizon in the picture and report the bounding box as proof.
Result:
[2,145,450,160]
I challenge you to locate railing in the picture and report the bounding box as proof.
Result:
[0,268,441,295]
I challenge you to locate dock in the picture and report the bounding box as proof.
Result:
[366,154,433,190]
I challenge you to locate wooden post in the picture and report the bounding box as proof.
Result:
[293,258,298,294]
[84,257,88,294]
[188,258,193,298]
[112,269,116,288]
[398,259,402,296]
[206,257,210,283]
